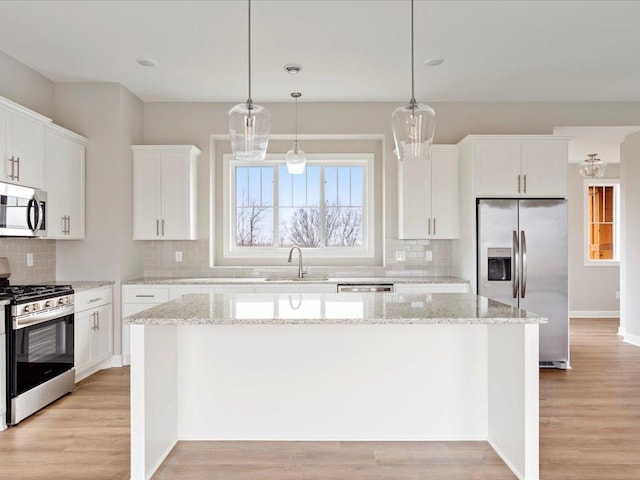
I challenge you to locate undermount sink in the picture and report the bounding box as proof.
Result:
[265,277,330,282]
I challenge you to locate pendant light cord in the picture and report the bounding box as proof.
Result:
[247,0,252,105]
[410,0,416,106]
[294,96,298,150]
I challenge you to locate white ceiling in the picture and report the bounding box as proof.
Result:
[554,126,640,164]
[1,1,640,103]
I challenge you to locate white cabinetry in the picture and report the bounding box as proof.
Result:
[44,124,86,238]
[398,145,459,239]
[74,286,113,382]
[469,136,568,197]
[0,97,50,189]
[132,145,200,240]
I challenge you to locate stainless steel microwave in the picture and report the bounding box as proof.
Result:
[0,182,46,237]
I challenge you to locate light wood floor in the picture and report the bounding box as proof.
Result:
[1,319,639,479]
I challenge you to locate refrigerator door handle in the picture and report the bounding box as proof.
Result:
[512,230,519,299]
[521,229,527,298]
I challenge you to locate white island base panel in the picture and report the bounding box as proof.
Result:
[131,324,539,480]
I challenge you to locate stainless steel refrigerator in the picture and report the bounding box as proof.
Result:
[477,199,568,368]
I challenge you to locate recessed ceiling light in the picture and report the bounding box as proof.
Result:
[284,63,303,75]
[424,57,445,67]
[136,57,158,67]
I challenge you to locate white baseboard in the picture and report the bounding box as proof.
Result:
[623,332,640,347]
[618,326,626,336]
[569,310,620,319]
[111,355,123,367]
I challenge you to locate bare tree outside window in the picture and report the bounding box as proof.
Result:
[236,191,272,246]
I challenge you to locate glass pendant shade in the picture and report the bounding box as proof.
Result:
[286,145,306,174]
[229,102,271,161]
[579,153,607,178]
[228,0,271,161]
[392,101,436,161]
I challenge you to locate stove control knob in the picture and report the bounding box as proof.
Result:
[58,297,68,305]
[32,303,40,311]
[44,300,54,308]
[23,305,31,313]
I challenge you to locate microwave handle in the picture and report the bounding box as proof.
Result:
[26,197,36,232]
[33,195,44,234]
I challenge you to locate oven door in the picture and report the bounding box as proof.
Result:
[8,313,74,398]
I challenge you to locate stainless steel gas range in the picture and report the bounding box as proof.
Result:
[3,284,75,425]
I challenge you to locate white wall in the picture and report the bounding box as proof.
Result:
[620,132,640,345]
[0,50,54,118]
[53,82,145,358]
[567,164,620,315]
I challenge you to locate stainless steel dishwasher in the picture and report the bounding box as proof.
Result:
[337,284,394,293]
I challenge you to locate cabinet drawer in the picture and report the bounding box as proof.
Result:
[123,287,169,304]
[75,286,113,312]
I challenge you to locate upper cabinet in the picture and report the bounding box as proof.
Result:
[44,124,87,239]
[465,136,569,198]
[132,145,200,240]
[0,97,51,189]
[398,145,459,239]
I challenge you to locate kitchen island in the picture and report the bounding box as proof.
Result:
[125,292,545,480]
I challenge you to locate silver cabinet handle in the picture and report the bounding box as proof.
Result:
[523,174,527,194]
[89,297,102,303]
[433,218,436,236]
[521,230,527,298]
[428,218,431,236]
[135,294,155,298]
[91,312,96,331]
[96,311,100,330]
[16,156,20,182]
[156,219,159,236]
[517,174,521,194]
[67,215,71,235]
[8,156,15,180]
[161,219,165,236]
[512,230,519,299]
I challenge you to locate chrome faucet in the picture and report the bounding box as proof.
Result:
[287,246,306,279]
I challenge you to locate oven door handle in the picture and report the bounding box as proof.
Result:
[13,304,74,330]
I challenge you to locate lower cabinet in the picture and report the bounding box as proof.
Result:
[75,286,113,382]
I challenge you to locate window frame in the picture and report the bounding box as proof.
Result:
[583,179,620,267]
[222,153,375,260]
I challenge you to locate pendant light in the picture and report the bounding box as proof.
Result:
[286,92,306,174]
[391,0,436,161]
[228,0,271,161]
[579,153,607,178]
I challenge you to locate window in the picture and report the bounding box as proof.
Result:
[584,180,620,266]
[223,154,374,259]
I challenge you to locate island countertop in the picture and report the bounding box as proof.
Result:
[124,292,546,325]
[123,275,468,285]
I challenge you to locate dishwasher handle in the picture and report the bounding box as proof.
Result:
[337,284,394,293]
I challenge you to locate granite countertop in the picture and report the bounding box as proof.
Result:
[124,275,468,285]
[46,281,115,292]
[124,292,546,326]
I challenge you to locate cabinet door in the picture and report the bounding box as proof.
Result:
[0,109,11,183]
[43,131,67,238]
[74,309,94,378]
[430,148,459,239]
[474,143,521,197]
[160,152,193,239]
[94,304,113,363]
[398,158,431,239]
[64,140,85,238]
[133,151,163,239]
[521,142,567,197]
[12,113,44,188]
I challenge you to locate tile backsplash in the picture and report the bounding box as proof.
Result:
[142,238,454,278]
[0,238,56,284]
